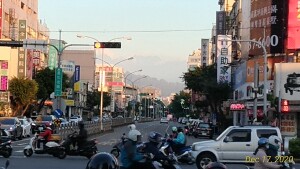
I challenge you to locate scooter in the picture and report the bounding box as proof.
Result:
[110,133,126,158]
[0,140,12,158]
[61,131,98,159]
[160,136,194,165]
[23,133,66,159]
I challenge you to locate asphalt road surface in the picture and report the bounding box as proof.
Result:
[0,121,299,169]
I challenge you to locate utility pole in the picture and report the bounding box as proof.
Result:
[253,62,259,122]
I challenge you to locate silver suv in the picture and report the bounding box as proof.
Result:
[191,125,286,169]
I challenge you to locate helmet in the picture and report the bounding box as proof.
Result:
[171,126,177,132]
[128,129,141,142]
[177,127,183,132]
[148,131,162,143]
[128,124,136,130]
[258,137,269,146]
[205,162,227,169]
[78,121,84,129]
[45,123,52,130]
[85,152,119,169]
[269,135,282,146]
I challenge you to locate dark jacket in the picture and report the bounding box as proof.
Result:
[144,142,168,161]
[266,144,279,162]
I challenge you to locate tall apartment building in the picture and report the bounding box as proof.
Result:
[187,49,201,71]
[0,0,49,115]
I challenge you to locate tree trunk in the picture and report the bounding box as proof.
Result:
[21,104,30,116]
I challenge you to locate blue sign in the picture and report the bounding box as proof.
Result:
[53,109,63,118]
[74,65,80,82]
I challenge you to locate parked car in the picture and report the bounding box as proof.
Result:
[59,118,69,126]
[160,117,169,124]
[69,115,83,123]
[284,72,300,95]
[0,117,23,140]
[0,129,13,142]
[18,118,31,137]
[193,122,213,139]
[191,125,286,169]
[92,116,100,122]
[181,117,189,124]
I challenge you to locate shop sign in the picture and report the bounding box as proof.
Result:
[230,103,246,111]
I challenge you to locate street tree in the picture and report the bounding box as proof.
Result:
[9,77,38,116]
[168,91,190,118]
[34,67,69,112]
[86,90,110,113]
[182,64,232,125]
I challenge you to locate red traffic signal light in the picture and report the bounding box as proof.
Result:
[94,42,121,48]
[281,100,289,113]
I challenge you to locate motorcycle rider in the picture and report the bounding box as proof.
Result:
[85,152,119,169]
[37,123,52,150]
[168,126,185,154]
[267,135,282,162]
[170,126,178,139]
[120,129,153,169]
[144,131,169,160]
[253,138,283,169]
[73,121,88,150]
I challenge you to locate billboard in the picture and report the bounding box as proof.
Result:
[233,62,246,90]
[26,49,33,79]
[216,11,226,35]
[18,20,26,78]
[217,35,232,83]
[249,0,284,55]
[286,0,300,49]
[0,0,2,39]
[0,60,8,91]
[201,39,209,66]
[274,63,300,100]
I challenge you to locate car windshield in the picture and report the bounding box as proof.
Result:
[0,118,15,125]
[216,127,232,141]
[19,119,25,125]
[199,123,210,128]
[42,116,52,121]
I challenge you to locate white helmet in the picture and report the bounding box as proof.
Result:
[128,124,136,130]
[269,135,282,146]
[128,129,141,142]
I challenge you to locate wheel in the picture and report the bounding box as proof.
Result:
[57,150,67,159]
[2,150,12,158]
[24,148,33,157]
[196,153,216,169]
[110,148,120,158]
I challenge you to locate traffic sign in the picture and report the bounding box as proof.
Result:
[23,39,48,53]
[54,68,63,96]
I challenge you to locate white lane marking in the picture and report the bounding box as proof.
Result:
[17,143,28,146]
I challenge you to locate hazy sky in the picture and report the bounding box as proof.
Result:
[38,0,219,83]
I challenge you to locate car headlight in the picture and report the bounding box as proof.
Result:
[9,127,13,131]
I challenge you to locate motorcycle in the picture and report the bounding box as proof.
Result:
[61,131,98,159]
[0,140,12,158]
[110,133,126,158]
[23,133,66,159]
[160,136,194,165]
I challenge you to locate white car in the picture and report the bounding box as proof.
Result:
[69,115,83,123]
[19,118,31,137]
[160,117,169,124]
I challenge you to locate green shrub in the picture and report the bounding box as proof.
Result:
[289,138,300,158]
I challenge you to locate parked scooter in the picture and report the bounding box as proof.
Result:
[61,131,98,159]
[0,140,12,158]
[23,133,66,159]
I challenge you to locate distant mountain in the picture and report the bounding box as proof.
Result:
[125,74,186,97]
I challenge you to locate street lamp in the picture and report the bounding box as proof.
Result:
[123,69,142,117]
[93,57,134,114]
[77,35,132,131]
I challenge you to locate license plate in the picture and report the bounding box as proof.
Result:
[202,133,207,135]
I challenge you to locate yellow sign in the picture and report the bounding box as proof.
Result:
[74,81,80,92]
[65,99,75,106]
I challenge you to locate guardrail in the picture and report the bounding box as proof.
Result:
[56,117,140,140]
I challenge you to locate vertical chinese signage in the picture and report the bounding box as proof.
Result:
[26,49,33,79]
[0,0,2,39]
[249,0,284,55]
[201,39,209,66]
[286,0,300,49]
[217,35,232,83]
[73,65,80,92]
[216,11,226,35]
[54,68,63,96]
[0,61,8,90]
[18,20,26,78]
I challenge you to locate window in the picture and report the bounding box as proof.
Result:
[256,129,277,138]
[225,129,251,142]
[21,2,25,9]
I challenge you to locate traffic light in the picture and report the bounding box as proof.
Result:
[0,40,23,47]
[94,42,121,48]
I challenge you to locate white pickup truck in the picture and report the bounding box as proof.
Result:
[190,125,288,169]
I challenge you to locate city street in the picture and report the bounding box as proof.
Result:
[0,121,298,169]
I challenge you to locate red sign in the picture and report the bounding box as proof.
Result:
[247,108,264,117]
[106,81,124,87]
[230,103,246,111]
[0,0,2,39]
[286,0,300,49]
[33,50,40,67]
